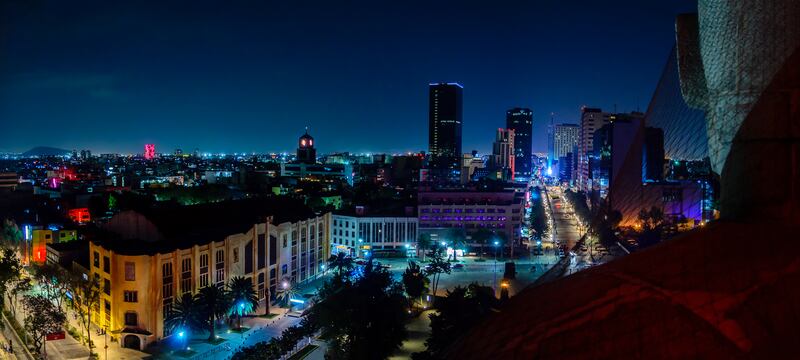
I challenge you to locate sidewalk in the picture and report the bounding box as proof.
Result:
[1,310,33,360]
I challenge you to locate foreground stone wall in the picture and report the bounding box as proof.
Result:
[679,0,800,222]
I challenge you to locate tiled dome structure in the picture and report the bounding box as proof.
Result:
[447,1,800,358]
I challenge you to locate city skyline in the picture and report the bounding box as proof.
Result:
[1,1,697,155]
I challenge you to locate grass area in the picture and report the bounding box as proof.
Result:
[288,344,319,360]
[229,327,250,334]
[206,337,227,345]
[173,349,198,358]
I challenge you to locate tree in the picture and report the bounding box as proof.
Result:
[417,233,432,262]
[67,271,101,350]
[326,252,353,276]
[0,248,23,309]
[276,282,299,308]
[401,260,429,308]
[529,187,548,241]
[637,206,665,247]
[23,294,66,354]
[0,219,23,251]
[6,276,31,319]
[471,229,494,260]
[307,260,407,359]
[197,285,230,341]
[424,248,451,297]
[445,228,467,262]
[227,276,258,330]
[31,263,70,310]
[164,292,205,340]
[421,283,498,358]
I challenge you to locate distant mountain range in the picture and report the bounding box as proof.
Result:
[22,146,71,157]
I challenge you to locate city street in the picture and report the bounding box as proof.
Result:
[544,186,625,276]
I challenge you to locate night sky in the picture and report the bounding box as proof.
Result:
[0,1,697,155]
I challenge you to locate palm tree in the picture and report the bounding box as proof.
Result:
[402,260,429,308]
[417,234,432,262]
[446,228,467,262]
[227,277,258,330]
[197,285,230,341]
[326,252,353,275]
[276,282,299,309]
[165,293,204,340]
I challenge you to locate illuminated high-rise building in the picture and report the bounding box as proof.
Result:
[428,83,463,182]
[491,128,515,181]
[553,124,579,160]
[506,108,533,181]
[144,144,156,160]
[577,107,611,192]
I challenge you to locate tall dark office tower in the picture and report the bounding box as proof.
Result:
[506,108,533,181]
[428,83,463,180]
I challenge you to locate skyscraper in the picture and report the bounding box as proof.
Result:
[506,108,533,181]
[553,124,580,160]
[577,107,611,192]
[428,83,463,182]
[491,128,515,181]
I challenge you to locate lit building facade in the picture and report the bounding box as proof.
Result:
[418,191,524,251]
[577,108,611,192]
[490,128,515,181]
[88,199,330,351]
[553,124,579,161]
[331,208,418,258]
[506,108,533,181]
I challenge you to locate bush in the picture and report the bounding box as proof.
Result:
[66,325,82,342]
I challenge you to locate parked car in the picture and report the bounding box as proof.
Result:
[452,263,465,269]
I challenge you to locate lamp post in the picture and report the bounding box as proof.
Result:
[104,326,108,360]
[493,241,499,293]
[238,303,245,340]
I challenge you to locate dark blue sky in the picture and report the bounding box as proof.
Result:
[0,0,697,155]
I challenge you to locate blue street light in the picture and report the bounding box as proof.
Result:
[177,331,185,338]
[493,241,499,246]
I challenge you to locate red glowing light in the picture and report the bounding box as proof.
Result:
[144,144,156,160]
[68,208,91,224]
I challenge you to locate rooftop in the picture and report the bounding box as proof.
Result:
[96,196,318,255]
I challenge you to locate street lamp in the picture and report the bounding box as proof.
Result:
[493,241,499,293]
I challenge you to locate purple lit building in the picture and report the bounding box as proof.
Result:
[417,190,524,253]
